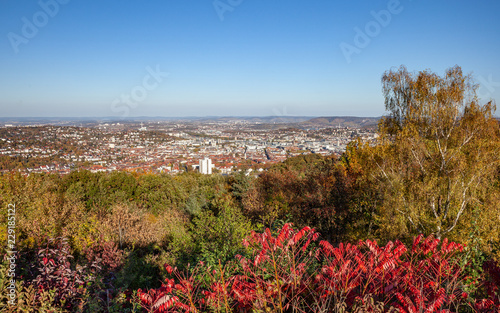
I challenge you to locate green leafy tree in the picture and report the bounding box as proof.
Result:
[189,193,251,266]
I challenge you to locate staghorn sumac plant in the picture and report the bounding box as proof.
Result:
[137,262,223,313]
[317,238,407,308]
[393,235,467,312]
[137,224,320,313]
[233,223,320,312]
[137,277,179,313]
[140,261,255,312]
[135,224,477,312]
[318,234,468,312]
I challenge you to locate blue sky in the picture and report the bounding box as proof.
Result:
[1,0,499,118]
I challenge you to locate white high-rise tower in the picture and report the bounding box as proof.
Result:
[199,158,212,174]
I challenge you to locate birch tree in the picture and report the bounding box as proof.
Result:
[376,65,500,240]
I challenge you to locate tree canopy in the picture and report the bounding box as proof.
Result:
[375,65,500,243]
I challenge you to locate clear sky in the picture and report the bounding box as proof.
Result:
[1,0,499,118]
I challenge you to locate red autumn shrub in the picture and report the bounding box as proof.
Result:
[232,224,320,312]
[138,263,214,312]
[83,237,125,275]
[474,259,500,312]
[32,237,89,310]
[136,224,497,312]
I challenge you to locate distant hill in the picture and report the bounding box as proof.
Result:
[0,116,381,128]
[301,116,380,128]
[193,116,313,124]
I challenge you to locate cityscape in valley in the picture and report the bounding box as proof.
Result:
[0,116,379,175]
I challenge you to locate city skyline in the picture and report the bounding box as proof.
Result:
[1,0,499,117]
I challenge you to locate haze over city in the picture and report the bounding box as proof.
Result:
[1,0,499,118]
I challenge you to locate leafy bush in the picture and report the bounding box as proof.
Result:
[83,238,125,276]
[187,193,252,267]
[474,260,500,311]
[30,237,90,311]
[136,223,499,313]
